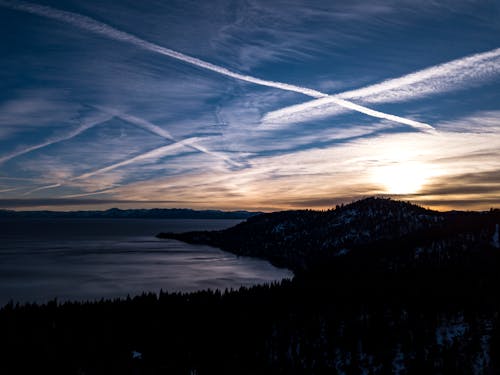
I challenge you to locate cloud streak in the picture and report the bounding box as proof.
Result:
[0,0,433,131]
[22,136,205,196]
[263,47,500,126]
[0,113,112,164]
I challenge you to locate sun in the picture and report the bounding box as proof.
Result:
[373,162,429,195]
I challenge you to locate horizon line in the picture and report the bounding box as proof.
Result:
[1,196,498,213]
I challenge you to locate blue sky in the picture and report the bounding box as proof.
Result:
[0,0,499,211]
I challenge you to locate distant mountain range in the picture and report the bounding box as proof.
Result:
[158,197,500,274]
[0,207,260,220]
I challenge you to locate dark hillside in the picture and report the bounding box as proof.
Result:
[2,198,500,374]
[158,197,500,275]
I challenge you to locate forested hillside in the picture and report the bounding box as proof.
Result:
[3,198,500,374]
[158,197,500,274]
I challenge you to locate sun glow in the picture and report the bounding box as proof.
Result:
[373,162,430,195]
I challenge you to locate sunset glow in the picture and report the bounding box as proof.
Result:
[0,1,499,211]
[373,163,429,195]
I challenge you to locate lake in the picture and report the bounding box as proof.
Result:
[0,218,292,306]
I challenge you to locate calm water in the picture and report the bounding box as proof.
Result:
[0,219,292,306]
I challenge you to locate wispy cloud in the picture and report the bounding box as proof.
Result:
[92,118,500,211]
[263,48,500,126]
[0,0,433,131]
[204,0,395,72]
[395,168,500,211]
[0,91,76,127]
[0,90,82,139]
[17,120,500,211]
[436,110,500,134]
[2,0,498,211]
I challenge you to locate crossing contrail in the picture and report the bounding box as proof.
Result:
[97,108,243,168]
[96,108,176,141]
[0,0,433,131]
[263,47,500,126]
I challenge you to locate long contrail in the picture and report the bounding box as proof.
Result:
[0,0,433,131]
[0,113,112,164]
[263,47,500,126]
[73,137,202,180]
[18,112,229,195]
[0,187,22,193]
[339,47,500,102]
[23,183,62,196]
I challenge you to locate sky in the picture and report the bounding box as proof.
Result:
[0,0,499,212]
